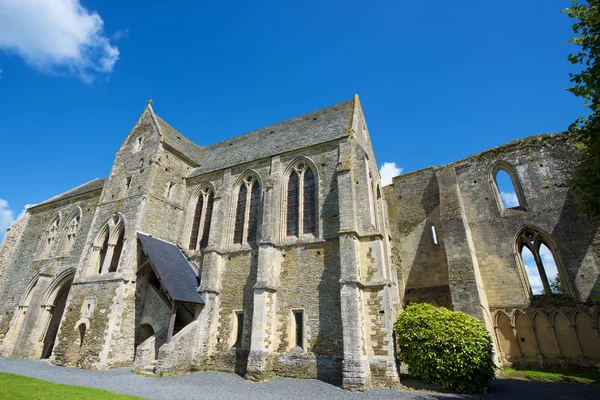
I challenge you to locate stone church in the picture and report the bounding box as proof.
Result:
[0,96,599,390]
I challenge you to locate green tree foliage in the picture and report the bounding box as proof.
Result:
[563,1,600,215]
[551,276,566,294]
[394,303,496,393]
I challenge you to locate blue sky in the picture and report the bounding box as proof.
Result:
[0,0,586,241]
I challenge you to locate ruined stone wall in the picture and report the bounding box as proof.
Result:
[386,133,600,367]
[384,169,451,307]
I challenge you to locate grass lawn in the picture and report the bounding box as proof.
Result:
[0,372,144,399]
[500,368,600,384]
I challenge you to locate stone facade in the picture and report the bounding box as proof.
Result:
[0,96,599,390]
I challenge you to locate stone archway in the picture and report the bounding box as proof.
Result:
[40,270,75,359]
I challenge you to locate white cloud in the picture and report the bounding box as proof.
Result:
[501,191,519,208]
[0,0,119,82]
[521,247,544,294]
[379,162,402,186]
[0,200,31,243]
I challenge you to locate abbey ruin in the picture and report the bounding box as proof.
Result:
[0,96,599,389]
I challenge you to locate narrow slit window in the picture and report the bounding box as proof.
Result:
[495,169,520,209]
[125,177,132,191]
[293,311,304,349]
[234,313,244,348]
[431,226,439,245]
[166,182,174,199]
[135,137,143,151]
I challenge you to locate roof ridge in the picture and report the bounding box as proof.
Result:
[201,97,355,148]
[33,178,106,209]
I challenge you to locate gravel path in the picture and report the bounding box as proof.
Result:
[0,356,598,399]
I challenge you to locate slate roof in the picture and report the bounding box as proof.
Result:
[155,115,203,165]
[34,178,106,208]
[188,97,355,177]
[137,232,205,304]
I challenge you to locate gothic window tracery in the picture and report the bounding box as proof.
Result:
[286,162,316,237]
[38,214,60,259]
[517,228,566,296]
[92,214,125,275]
[233,175,261,245]
[58,209,81,257]
[189,186,215,251]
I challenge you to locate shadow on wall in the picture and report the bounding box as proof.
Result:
[403,174,452,308]
[551,188,600,302]
[235,248,259,377]
[314,241,343,383]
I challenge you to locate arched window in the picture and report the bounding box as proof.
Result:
[491,163,526,211]
[92,215,125,275]
[286,162,316,237]
[287,172,299,236]
[188,187,215,251]
[517,228,565,296]
[38,214,60,259]
[233,174,261,245]
[58,209,81,257]
[109,226,124,273]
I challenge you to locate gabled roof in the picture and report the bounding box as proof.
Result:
[155,115,204,165]
[33,178,106,208]
[137,232,205,304]
[188,97,356,177]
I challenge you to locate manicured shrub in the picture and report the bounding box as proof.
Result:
[394,303,496,393]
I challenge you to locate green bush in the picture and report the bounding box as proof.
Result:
[394,303,496,393]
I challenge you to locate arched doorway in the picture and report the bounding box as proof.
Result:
[40,271,74,359]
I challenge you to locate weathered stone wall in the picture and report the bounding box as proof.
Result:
[386,133,600,367]
[494,305,600,368]
[0,189,102,356]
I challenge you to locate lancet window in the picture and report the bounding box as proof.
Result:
[517,228,566,296]
[92,214,125,274]
[58,209,81,256]
[233,175,261,245]
[38,214,60,259]
[189,186,215,251]
[286,162,316,237]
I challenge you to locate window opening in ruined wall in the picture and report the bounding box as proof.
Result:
[492,163,526,211]
[37,214,60,260]
[518,229,565,296]
[233,175,261,245]
[431,226,439,245]
[286,162,316,237]
[189,186,215,251]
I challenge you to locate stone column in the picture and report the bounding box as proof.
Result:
[436,167,498,360]
[192,171,232,366]
[247,157,281,380]
[337,139,371,390]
